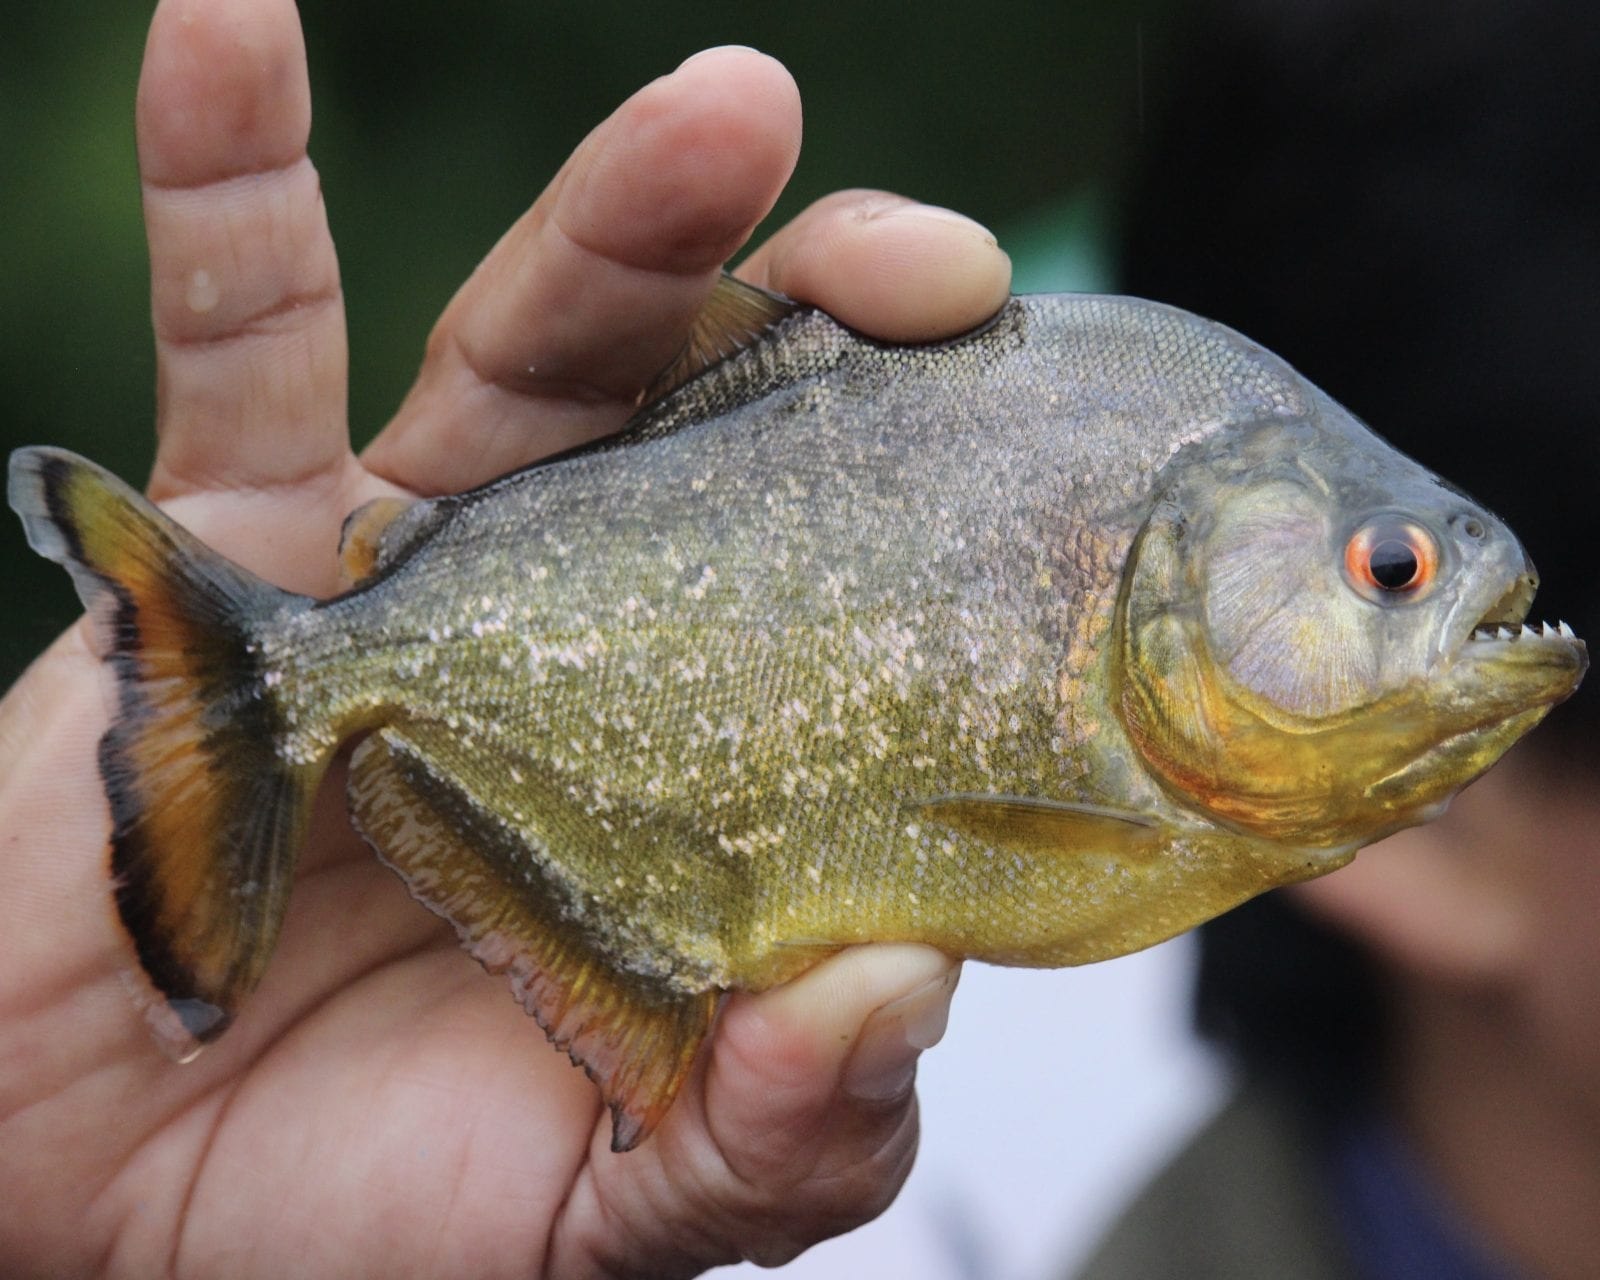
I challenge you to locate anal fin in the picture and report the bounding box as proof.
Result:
[348,728,718,1151]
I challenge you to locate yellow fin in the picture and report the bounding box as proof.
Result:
[348,728,719,1152]
[915,794,1163,860]
[640,272,799,406]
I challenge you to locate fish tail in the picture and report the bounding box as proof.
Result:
[8,447,325,1057]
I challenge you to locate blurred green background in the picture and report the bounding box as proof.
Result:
[2,1,1165,684]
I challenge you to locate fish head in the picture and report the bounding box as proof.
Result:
[1114,401,1587,850]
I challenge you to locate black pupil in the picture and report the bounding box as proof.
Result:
[1369,539,1419,590]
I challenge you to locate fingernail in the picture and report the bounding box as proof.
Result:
[842,964,960,1102]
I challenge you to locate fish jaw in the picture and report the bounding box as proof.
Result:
[1441,618,1587,705]
[1363,617,1588,811]
[1374,537,1589,806]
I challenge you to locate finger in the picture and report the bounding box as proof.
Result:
[139,0,348,502]
[739,189,1012,341]
[549,945,960,1275]
[365,47,802,495]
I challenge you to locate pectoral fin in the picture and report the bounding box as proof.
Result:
[915,793,1164,861]
[348,728,718,1152]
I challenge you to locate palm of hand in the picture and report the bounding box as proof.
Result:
[0,3,1006,1276]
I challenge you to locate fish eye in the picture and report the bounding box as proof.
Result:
[1343,518,1439,602]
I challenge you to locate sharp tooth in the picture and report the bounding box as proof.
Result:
[1498,626,1516,641]
[1560,621,1576,640]
[1521,623,1536,638]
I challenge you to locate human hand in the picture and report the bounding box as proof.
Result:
[0,2,1007,1276]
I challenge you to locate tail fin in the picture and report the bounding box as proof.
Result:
[8,447,325,1059]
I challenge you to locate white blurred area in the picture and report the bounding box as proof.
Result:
[721,935,1226,1280]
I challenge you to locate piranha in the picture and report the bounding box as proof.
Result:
[8,278,1586,1150]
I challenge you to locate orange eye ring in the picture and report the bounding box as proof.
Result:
[1344,518,1439,601]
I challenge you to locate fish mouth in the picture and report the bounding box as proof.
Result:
[1464,618,1579,647]
[1361,579,1586,829]
[1447,573,1586,697]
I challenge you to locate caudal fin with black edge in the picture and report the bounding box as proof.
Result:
[8,447,326,1059]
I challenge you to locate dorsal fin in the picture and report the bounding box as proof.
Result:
[639,272,800,407]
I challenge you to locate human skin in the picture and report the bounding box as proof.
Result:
[0,3,1011,1277]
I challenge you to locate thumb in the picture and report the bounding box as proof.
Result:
[553,944,960,1275]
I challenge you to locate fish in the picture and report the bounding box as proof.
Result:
[8,276,1586,1150]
